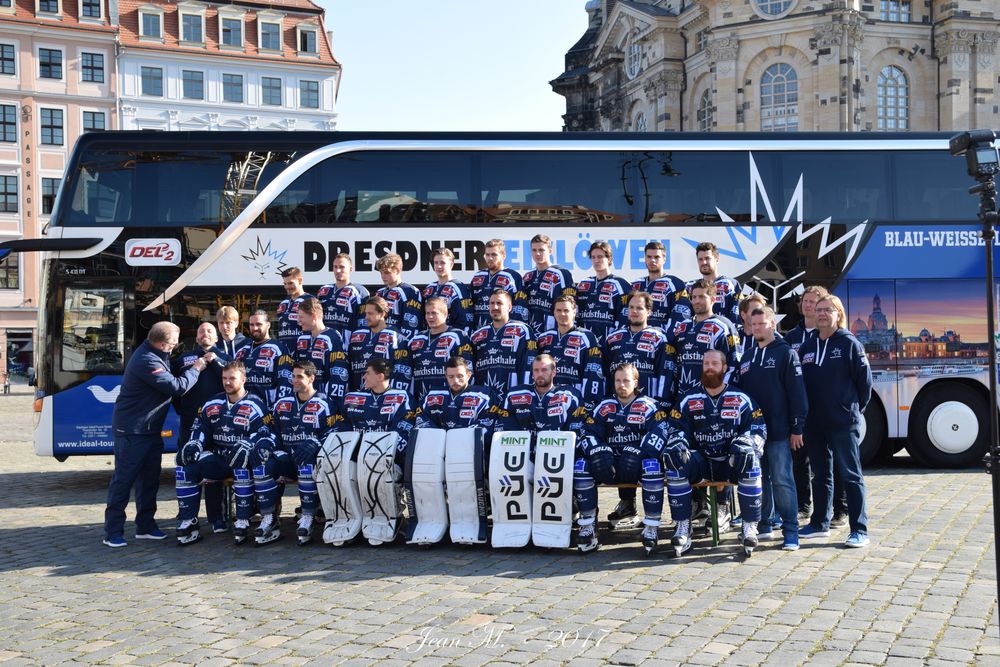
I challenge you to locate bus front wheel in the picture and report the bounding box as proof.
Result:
[858,398,887,467]
[907,383,988,468]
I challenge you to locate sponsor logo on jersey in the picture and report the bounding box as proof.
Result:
[233,416,249,427]
[471,329,488,344]
[259,348,275,359]
[302,414,318,425]
[496,275,510,288]
[636,341,653,353]
[461,396,480,407]
[411,338,426,350]
[350,332,366,344]
[687,398,705,411]
[723,396,742,408]
[256,359,270,368]
[509,393,532,406]
[275,401,292,412]
[802,352,815,364]
[721,409,740,420]
[205,405,222,417]
[500,337,516,349]
[606,332,624,344]
[380,406,395,415]
[547,406,563,417]
[344,394,366,407]
[459,408,475,419]
[696,333,712,344]
[627,414,645,424]
[673,322,688,335]
[425,394,445,407]
[640,331,659,342]
[304,401,321,413]
[578,280,592,291]
[471,274,485,287]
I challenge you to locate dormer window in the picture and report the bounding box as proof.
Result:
[297,25,318,55]
[218,8,247,50]
[37,0,59,14]
[80,0,101,19]
[139,5,164,41]
[258,11,285,52]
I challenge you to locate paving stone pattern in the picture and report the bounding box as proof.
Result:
[0,386,998,665]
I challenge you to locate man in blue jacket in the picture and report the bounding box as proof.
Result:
[103,322,207,547]
[740,306,808,551]
[799,294,873,548]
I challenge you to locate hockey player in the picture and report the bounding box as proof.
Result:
[214,306,248,359]
[470,238,522,330]
[235,310,294,407]
[515,234,576,336]
[316,253,370,342]
[662,350,767,557]
[574,240,632,342]
[375,252,423,340]
[665,278,740,403]
[292,297,349,404]
[688,241,743,324]
[422,247,474,334]
[276,267,312,348]
[336,358,415,442]
[175,361,274,546]
[414,356,501,434]
[171,323,227,534]
[471,288,535,397]
[573,363,671,554]
[259,361,338,545]
[631,241,690,329]
[499,354,591,437]
[409,296,474,402]
[603,291,672,405]
[346,295,412,393]
[536,295,605,410]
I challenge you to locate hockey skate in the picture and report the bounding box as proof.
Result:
[607,498,641,529]
[296,515,314,546]
[255,513,281,545]
[233,519,250,544]
[641,524,658,557]
[672,519,692,557]
[176,518,201,546]
[576,522,598,553]
[742,521,758,557]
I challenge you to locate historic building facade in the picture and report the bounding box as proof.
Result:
[551,0,999,133]
[116,0,339,131]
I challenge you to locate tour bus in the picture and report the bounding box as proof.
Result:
[1,131,993,468]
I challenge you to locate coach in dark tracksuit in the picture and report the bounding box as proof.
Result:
[740,306,808,551]
[103,322,207,547]
[799,295,873,548]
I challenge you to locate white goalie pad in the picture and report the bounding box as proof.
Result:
[445,427,488,545]
[531,431,576,548]
[359,431,402,546]
[404,429,448,545]
[316,431,363,546]
[489,431,533,548]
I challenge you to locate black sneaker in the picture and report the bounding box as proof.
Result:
[830,514,848,528]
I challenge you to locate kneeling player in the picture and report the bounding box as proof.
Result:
[663,350,767,557]
[573,364,670,554]
[175,361,273,545]
[260,361,337,545]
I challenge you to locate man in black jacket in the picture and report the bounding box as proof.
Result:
[740,306,808,551]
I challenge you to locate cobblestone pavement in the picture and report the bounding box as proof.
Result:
[1,385,998,666]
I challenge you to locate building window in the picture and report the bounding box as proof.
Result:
[141,66,163,96]
[300,80,319,109]
[0,175,16,213]
[182,70,204,100]
[0,0,12,7]
[0,251,18,290]
[81,0,100,18]
[40,108,63,145]
[0,44,14,75]
[697,89,713,131]
[760,63,798,132]
[41,177,60,214]
[221,18,243,47]
[632,111,647,132]
[877,65,909,130]
[695,30,708,53]
[81,52,104,83]
[38,0,58,12]
[262,77,282,106]
[223,73,243,103]
[39,48,62,79]
[0,105,15,142]
[754,0,794,16]
[83,110,105,132]
[260,22,281,51]
[298,29,317,53]
[625,39,641,79]
[880,0,910,22]
[140,12,161,38]
[181,14,203,43]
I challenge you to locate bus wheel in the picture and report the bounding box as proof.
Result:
[907,383,988,468]
[858,398,887,467]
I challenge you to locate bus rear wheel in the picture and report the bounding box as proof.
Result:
[907,383,988,468]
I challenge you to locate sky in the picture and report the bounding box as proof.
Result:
[318,0,589,131]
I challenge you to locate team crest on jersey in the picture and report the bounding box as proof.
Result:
[687,399,705,411]
[721,409,740,420]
